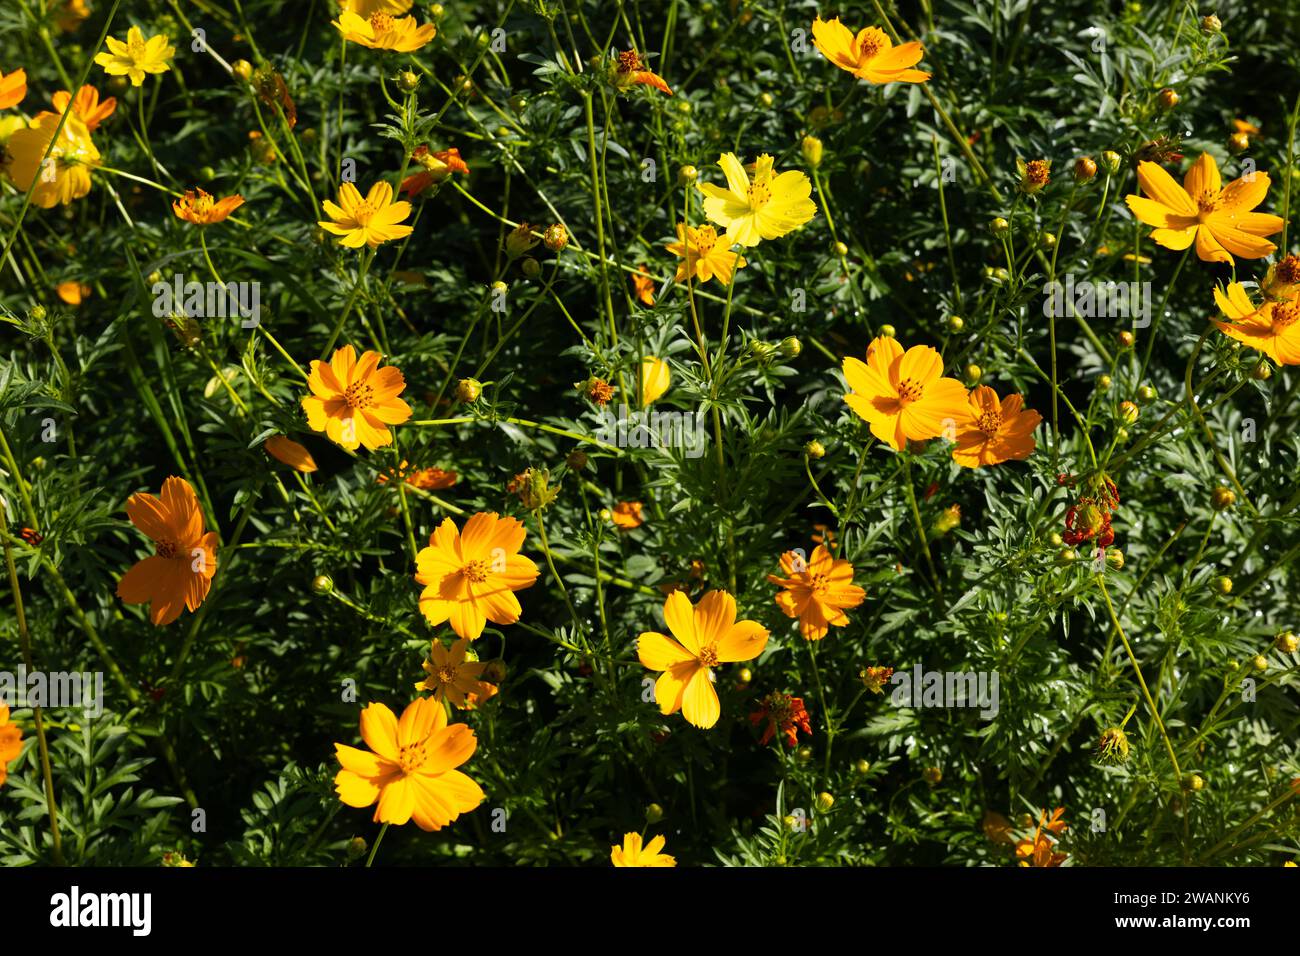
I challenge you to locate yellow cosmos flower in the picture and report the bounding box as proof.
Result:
[637,590,769,729]
[318,181,413,248]
[842,336,970,451]
[641,355,671,406]
[0,67,27,109]
[334,698,484,831]
[767,545,865,641]
[415,638,496,709]
[302,345,412,450]
[415,513,540,640]
[698,153,817,247]
[611,832,676,867]
[665,223,746,285]
[5,111,99,208]
[173,188,245,225]
[1125,152,1283,264]
[1213,282,1300,365]
[333,11,436,51]
[811,16,930,85]
[51,85,116,132]
[338,0,413,14]
[263,435,318,473]
[951,386,1042,468]
[0,703,23,787]
[94,26,174,86]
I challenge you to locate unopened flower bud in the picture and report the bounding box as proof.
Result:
[1252,654,1268,673]
[232,59,253,83]
[805,440,826,459]
[990,216,1010,236]
[1274,630,1298,654]
[1228,131,1249,154]
[1211,486,1235,510]
[676,164,698,186]
[542,223,568,252]
[1097,374,1113,390]
[1212,575,1233,596]
[816,791,834,812]
[345,836,367,860]
[1137,384,1157,404]
[1119,401,1139,424]
[1157,88,1179,110]
[566,450,588,471]
[922,767,942,785]
[947,315,964,332]
[1200,14,1221,34]
[779,336,802,359]
[521,257,541,278]
[1098,726,1131,764]
[645,803,664,823]
[879,324,896,338]
[1106,548,1124,570]
[965,363,982,384]
[1117,330,1135,348]
[1074,156,1097,182]
[397,70,420,93]
[1100,150,1122,175]
[311,574,334,594]
[456,378,482,403]
[801,135,823,168]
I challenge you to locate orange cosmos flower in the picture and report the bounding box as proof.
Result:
[55,280,91,305]
[318,181,413,248]
[415,513,540,640]
[767,544,865,640]
[0,704,22,787]
[334,11,436,51]
[50,85,116,131]
[666,223,746,285]
[631,265,656,305]
[0,67,28,109]
[415,638,497,709]
[302,345,412,451]
[611,832,676,866]
[842,336,971,451]
[401,146,468,197]
[614,49,672,96]
[334,697,484,830]
[173,188,245,225]
[951,386,1041,468]
[811,17,930,85]
[116,476,219,626]
[611,501,645,529]
[1213,282,1300,365]
[1015,807,1069,867]
[637,590,769,729]
[1125,152,1283,264]
[378,461,458,490]
[55,0,91,33]
[263,435,318,473]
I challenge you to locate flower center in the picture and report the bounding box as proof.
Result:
[352,199,377,226]
[1196,191,1220,219]
[977,409,1003,435]
[192,193,214,216]
[463,559,490,583]
[1276,255,1300,285]
[617,50,643,74]
[694,225,718,255]
[437,664,458,685]
[155,539,179,559]
[369,13,394,34]
[746,181,772,210]
[127,34,147,58]
[343,381,374,409]
[1025,160,1050,186]
[808,572,830,594]
[397,741,425,774]
[897,377,925,403]
[858,35,883,59]
[697,645,719,667]
[1273,301,1300,330]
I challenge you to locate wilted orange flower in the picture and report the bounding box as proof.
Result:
[0,67,28,109]
[318,181,413,248]
[579,376,616,406]
[982,810,1016,845]
[614,49,672,96]
[173,188,244,225]
[860,665,894,693]
[334,11,436,51]
[611,832,676,866]
[611,501,645,529]
[666,223,746,285]
[1125,152,1283,264]
[749,692,812,748]
[401,146,468,197]
[116,476,219,626]
[55,280,91,305]
[415,513,540,640]
[631,265,655,305]
[378,460,457,490]
[637,590,769,729]
[415,638,496,708]
[767,545,865,640]
[51,85,116,131]
[263,436,318,473]
[843,336,971,451]
[951,386,1041,467]
[811,16,930,85]
[334,697,484,830]
[302,345,412,451]
[1213,282,1300,365]
[0,704,22,787]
